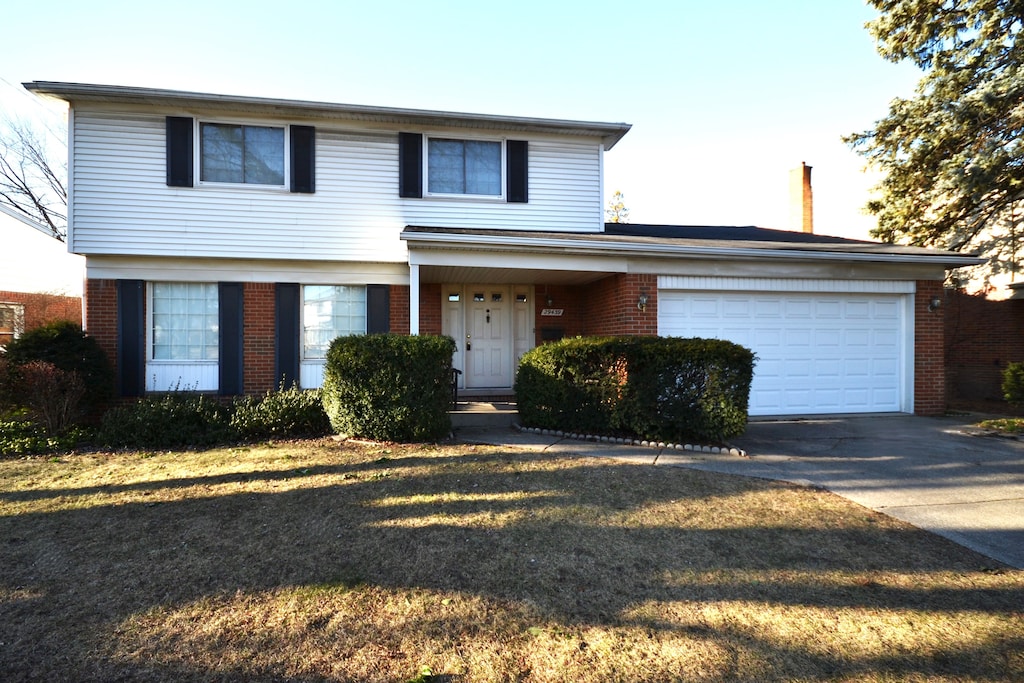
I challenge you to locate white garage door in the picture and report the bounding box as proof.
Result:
[658,290,909,416]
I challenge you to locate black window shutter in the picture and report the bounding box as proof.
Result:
[366,285,391,334]
[219,282,244,395]
[166,116,194,187]
[507,140,528,203]
[398,132,423,198]
[290,125,316,193]
[116,279,145,397]
[275,283,301,388]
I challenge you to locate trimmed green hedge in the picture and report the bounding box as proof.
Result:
[322,334,457,442]
[516,336,755,443]
[96,384,331,450]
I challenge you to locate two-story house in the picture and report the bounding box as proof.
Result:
[25,81,980,416]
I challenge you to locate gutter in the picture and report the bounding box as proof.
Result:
[400,230,986,268]
[23,81,633,149]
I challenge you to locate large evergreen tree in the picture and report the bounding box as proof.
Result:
[847,1,1024,286]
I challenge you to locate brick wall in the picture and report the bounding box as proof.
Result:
[390,285,410,335]
[0,290,83,347]
[243,282,276,393]
[945,289,1024,407]
[583,274,658,336]
[419,283,442,335]
[83,279,119,383]
[914,280,946,415]
[534,285,586,343]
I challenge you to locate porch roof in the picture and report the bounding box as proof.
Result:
[400,224,985,269]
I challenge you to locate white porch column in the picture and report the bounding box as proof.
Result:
[409,263,420,335]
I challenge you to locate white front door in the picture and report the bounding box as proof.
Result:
[465,286,512,388]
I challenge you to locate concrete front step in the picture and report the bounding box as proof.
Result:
[450,401,519,429]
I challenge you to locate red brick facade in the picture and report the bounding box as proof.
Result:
[81,275,954,415]
[914,279,946,416]
[945,289,1024,409]
[584,274,658,337]
[83,279,119,384]
[243,283,276,393]
[0,289,83,347]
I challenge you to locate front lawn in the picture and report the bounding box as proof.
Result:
[1,440,1021,681]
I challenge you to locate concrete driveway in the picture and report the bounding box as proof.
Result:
[457,414,1024,569]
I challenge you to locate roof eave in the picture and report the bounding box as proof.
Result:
[23,81,632,149]
[400,230,986,268]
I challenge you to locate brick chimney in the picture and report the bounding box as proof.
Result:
[789,162,813,233]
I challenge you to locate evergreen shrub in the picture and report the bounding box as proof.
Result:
[98,393,232,449]
[3,321,113,419]
[322,334,457,442]
[230,383,331,441]
[1002,362,1024,406]
[516,336,755,443]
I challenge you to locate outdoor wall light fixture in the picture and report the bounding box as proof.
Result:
[638,292,648,312]
[928,296,942,312]
[546,294,554,307]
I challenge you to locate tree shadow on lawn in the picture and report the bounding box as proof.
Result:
[1,446,1021,681]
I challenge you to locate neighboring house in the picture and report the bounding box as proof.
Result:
[24,81,981,416]
[0,202,84,347]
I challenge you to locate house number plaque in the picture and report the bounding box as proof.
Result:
[541,308,564,316]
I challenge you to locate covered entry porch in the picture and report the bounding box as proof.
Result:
[402,226,658,392]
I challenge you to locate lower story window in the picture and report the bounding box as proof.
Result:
[0,302,25,348]
[151,283,219,360]
[302,285,366,359]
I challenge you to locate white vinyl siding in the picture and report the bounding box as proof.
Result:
[69,110,605,261]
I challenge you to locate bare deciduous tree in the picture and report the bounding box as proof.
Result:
[0,117,67,241]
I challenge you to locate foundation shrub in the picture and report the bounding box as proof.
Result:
[3,321,113,419]
[17,360,86,434]
[322,334,457,442]
[230,384,331,441]
[514,336,628,433]
[516,336,755,443]
[617,337,755,443]
[1002,362,1024,406]
[98,393,232,449]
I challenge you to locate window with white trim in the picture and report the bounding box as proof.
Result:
[427,137,502,196]
[151,283,219,361]
[302,285,367,359]
[200,122,285,186]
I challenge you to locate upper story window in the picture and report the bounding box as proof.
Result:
[166,117,315,193]
[427,138,502,196]
[200,123,285,186]
[399,132,527,202]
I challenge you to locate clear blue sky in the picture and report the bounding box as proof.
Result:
[0,0,920,239]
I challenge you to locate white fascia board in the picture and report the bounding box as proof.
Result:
[401,231,986,268]
[85,255,410,284]
[409,247,626,273]
[25,81,632,149]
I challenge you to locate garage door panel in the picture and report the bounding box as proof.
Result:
[659,291,907,416]
[785,300,813,318]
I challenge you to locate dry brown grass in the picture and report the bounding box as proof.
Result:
[0,439,1021,682]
